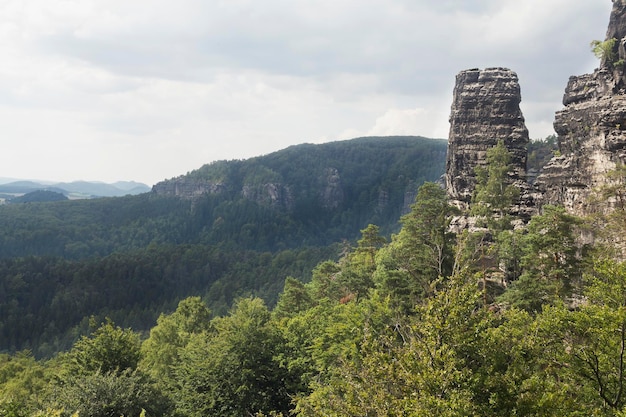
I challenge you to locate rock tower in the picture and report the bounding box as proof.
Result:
[445,67,531,215]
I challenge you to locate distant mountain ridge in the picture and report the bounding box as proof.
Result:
[0,179,150,198]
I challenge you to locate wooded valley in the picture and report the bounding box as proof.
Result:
[2,136,626,416]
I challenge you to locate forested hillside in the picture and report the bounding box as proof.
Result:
[157,135,448,242]
[0,136,447,356]
[2,150,625,415]
[0,136,445,259]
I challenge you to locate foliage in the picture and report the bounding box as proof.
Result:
[467,141,522,303]
[572,260,626,410]
[46,320,171,417]
[0,136,446,356]
[589,164,626,258]
[9,191,68,204]
[1,195,625,416]
[188,136,447,236]
[0,244,336,356]
[500,205,586,312]
[5,133,626,416]
[140,297,212,389]
[272,277,314,319]
[301,224,386,308]
[175,298,296,417]
[48,369,168,417]
[471,140,520,231]
[514,259,626,415]
[0,397,28,417]
[0,137,446,261]
[375,182,457,312]
[59,319,141,377]
[295,274,491,416]
[0,351,49,410]
[527,134,558,182]
[591,38,623,69]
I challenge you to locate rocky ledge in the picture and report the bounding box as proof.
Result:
[152,178,228,199]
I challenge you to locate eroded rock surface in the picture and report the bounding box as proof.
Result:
[320,168,344,210]
[536,0,626,215]
[152,179,227,199]
[445,67,531,215]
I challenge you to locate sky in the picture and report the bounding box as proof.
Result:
[0,0,613,185]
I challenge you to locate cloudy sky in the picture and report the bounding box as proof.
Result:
[0,0,613,185]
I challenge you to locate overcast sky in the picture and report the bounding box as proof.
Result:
[0,0,613,185]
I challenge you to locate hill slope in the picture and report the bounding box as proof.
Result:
[0,136,447,259]
[155,136,447,244]
[0,136,447,355]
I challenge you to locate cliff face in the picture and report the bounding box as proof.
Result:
[152,137,449,223]
[604,0,626,74]
[241,183,294,211]
[151,179,228,199]
[535,0,626,215]
[446,2,626,221]
[153,176,297,210]
[320,168,344,210]
[445,67,531,215]
[152,165,348,212]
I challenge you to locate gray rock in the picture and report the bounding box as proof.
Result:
[320,167,344,210]
[152,178,228,199]
[536,0,626,216]
[445,67,532,217]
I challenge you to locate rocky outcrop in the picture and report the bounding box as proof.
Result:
[242,183,294,211]
[535,0,626,215]
[153,176,295,210]
[402,188,418,215]
[604,0,626,77]
[152,178,227,199]
[445,67,532,216]
[153,168,343,212]
[320,168,344,210]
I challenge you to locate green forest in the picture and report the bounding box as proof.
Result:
[0,137,448,358]
[1,138,626,415]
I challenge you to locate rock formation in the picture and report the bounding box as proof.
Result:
[152,167,341,212]
[535,0,626,215]
[151,178,228,199]
[443,0,626,248]
[445,67,532,216]
[242,183,294,211]
[320,168,344,210]
[153,175,295,210]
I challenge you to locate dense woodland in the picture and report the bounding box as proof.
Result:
[0,137,446,356]
[1,137,613,416]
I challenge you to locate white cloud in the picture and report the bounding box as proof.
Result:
[366,108,445,138]
[0,0,614,184]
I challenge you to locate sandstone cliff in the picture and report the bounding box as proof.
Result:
[535,0,626,215]
[152,178,228,199]
[446,1,626,222]
[241,183,294,211]
[151,137,447,222]
[320,168,344,210]
[445,67,531,217]
[152,174,297,211]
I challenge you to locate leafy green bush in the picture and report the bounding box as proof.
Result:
[591,38,622,69]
